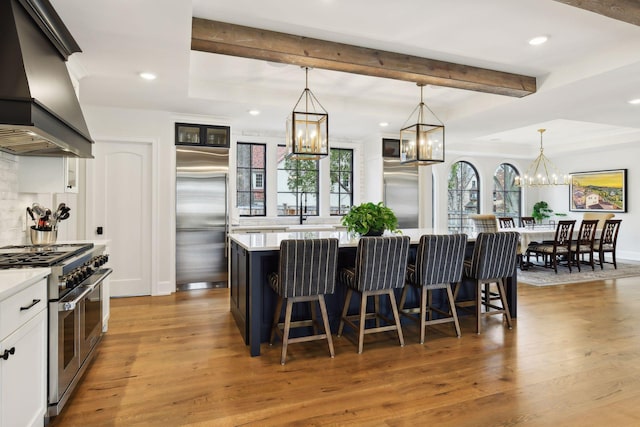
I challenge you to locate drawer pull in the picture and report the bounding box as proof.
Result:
[1,347,15,360]
[20,299,41,311]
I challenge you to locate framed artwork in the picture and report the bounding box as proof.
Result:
[569,169,627,212]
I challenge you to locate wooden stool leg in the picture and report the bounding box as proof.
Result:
[317,295,334,358]
[476,280,482,334]
[446,285,461,338]
[388,290,404,347]
[281,299,294,365]
[399,286,409,312]
[419,286,427,344]
[358,292,368,354]
[270,296,283,345]
[374,295,381,328]
[497,278,513,329]
[338,288,353,337]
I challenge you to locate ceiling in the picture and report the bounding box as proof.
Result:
[51,0,640,158]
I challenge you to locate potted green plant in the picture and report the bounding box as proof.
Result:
[532,201,567,223]
[341,202,399,236]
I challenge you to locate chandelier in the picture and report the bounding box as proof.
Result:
[515,129,569,186]
[399,83,444,165]
[285,67,328,160]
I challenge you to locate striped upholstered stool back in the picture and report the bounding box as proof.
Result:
[353,236,410,292]
[412,234,467,286]
[276,238,339,298]
[466,232,519,281]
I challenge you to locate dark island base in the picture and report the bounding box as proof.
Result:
[230,241,517,356]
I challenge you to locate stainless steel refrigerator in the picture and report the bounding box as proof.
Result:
[383,157,419,228]
[176,146,229,290]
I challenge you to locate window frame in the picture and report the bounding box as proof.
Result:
[236,142,266,217]
[447,161,480,233]
[276,145,319,217]
[492,163,522,221]
[329,148,353,216]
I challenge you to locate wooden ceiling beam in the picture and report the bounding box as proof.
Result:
[552,0,640,26]
[191,18,537,98]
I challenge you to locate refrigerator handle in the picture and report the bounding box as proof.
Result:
[224,173,229,259]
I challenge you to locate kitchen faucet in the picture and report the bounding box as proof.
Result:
[299,194,307,225]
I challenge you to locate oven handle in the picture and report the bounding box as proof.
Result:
[58,268,113,312]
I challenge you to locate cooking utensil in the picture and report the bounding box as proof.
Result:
[26,207,37,228]
[31,203,46,218]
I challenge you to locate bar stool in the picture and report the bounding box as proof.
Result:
[338,236,410,353]
[399,234,467,343]
[268,238,339,365]
[455,231,519,334]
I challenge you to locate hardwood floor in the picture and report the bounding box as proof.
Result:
[50,276,640,426]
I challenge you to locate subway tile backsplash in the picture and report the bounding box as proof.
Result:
[0,152,23,246]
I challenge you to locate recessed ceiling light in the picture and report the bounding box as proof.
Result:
[528,36,548,46]
[248,109,260,116]
[139,72,157,81]
[629,98,640,105]
[379,122,389,127]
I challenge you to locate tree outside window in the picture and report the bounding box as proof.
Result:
[277,145,318,216]
[329,148,353,215]
[447,161,479,233]
[493,163,521,220]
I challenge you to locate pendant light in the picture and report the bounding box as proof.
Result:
[400,83,445,165]
[515,129,569,186]
[285,67,329,160]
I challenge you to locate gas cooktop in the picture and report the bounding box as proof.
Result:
[0,243,94,268]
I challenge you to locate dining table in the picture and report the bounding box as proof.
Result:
[228,228,519,356]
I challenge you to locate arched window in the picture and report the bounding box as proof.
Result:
[493,163,521,221]
[447,161,479,233]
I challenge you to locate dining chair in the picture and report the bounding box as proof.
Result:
[455,231,519,334]
[520,217,536,228]
[268,238,339,365]
[525,220,576,273]
[399,234,467,343]
[570,219,599,271]
[595,219,622,269]
[470,214,498,233]
[338,235,410,353]
[498,217,516,228]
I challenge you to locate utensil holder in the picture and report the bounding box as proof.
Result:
[30,226,57,245]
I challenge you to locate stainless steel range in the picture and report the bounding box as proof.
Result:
[0,243,111,417]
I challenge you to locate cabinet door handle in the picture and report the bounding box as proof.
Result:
[1,347,15,360]
[20,299,41,311]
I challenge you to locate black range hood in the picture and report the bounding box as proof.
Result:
[0,0,93,158]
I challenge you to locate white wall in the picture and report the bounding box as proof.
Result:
[545,143,639,260]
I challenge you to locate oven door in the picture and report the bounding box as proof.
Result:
[49,290,82,405]
[79,277,104,362]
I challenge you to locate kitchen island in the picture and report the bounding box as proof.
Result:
[229,229,518,356]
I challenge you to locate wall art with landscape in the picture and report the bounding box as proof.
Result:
[569,169,627,212]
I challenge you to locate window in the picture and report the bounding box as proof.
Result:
[493,163,521,220]
[277,145,318,216]
[329,148,353,215]
[237,143,266,216]
[447,161,479,233]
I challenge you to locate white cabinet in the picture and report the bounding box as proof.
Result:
[18,156,79,193]
[0,277,47,427]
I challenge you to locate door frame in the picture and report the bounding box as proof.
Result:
[85,137,160,295]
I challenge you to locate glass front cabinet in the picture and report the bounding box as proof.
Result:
[175,123,230,147]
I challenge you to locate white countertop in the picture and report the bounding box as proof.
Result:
[0,268,50,301]
[229,228,455,251]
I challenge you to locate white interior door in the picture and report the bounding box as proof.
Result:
[90,141,152,296]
